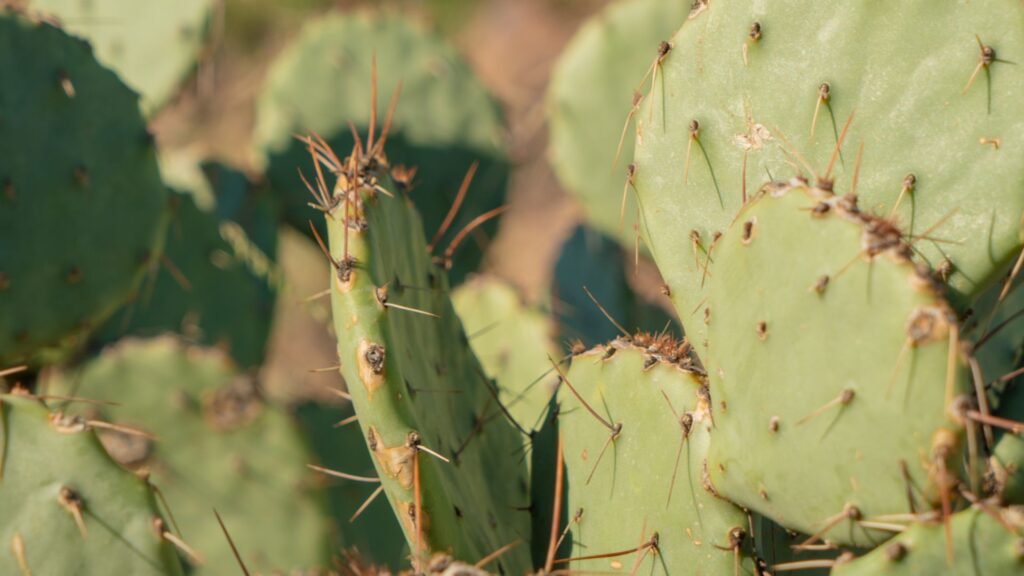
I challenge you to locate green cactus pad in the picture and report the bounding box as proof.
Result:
[255,11,508,285]
[28,0,214,115]
[453,275,560,430]
[96,158,279,368]
[705,183,970,546]
[0,11,168,366]
[559,338,756,575]
[548,0,687,249]
[632,1,1024,343]
[554,226,677,347]
[319,144,532,573]
[0,393,184,575]
[43,337,332,575]
[831,506,1024,575]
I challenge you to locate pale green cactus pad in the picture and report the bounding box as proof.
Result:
[0,11,168,366]
[29,0,213,115]
[705,184,971,546]
[632,0,1024,345]
[548,0,688,249]
[0,393,184,575]
[559,338,756,575]
[44,337,333,575]
[831,506,1024,575]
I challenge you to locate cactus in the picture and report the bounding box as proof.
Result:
[705,183,969,545]
[96,158,279,368]
[631,1,1024,345]
[27,0,214,115]
[0,10,169,367]
[554,225,676,347]
[43,337,333,574]
[831,506,1024,575]
[254,11,509,284]
[548,0,687,250]
[559,337,756,574]
[0,393,184,575]
[309,130,532,573]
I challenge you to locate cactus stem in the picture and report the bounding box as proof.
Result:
[57,486,88,538]
[213,509,251,576]
[306,463,380,483]
[11,533,30,576]
[428,162,478,252]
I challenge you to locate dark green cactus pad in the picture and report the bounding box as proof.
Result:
[831,506,1024,575]
[255,12,509,285]
[0,11,168,366]
[44,337,333,575]
[632,1,1024,344]
[0,393,184,575]
[559,338,756,575]
[705,184,970,546]
[548,0,687,250]
[28,0,214,115]
[96,158,279,368]
[554,225,677,347]
[319,143,532,572]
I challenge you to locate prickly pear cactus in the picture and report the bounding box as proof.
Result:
[0,10,169,366]
[548,0,687,249]
[0,393,184,575]
[705,184,970,545]
[831,506,1024,575]
[97,158,279,368]
[28,0,214,115]
[632,1,1024,344]
[44,337,333,575]
[313,137,532,573]
[559,337,756,575]
[255,11,508,284]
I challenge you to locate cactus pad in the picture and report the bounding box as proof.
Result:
[632,0,1024,342]
[831,506,1024,575]
[0,11,168,366]
[0,393,184,575]
[44,337,332,574]
[705,183,970,545]
[29,0,214,115]
[316,138,532,573]
[548,0,687,249]
[255,12,508,284]
[96,159,279,368]
[559,337,756,575]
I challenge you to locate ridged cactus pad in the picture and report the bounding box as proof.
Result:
[28,0,214,115]
[632,0,1024,343]
[705,184,969,546]
[559,337,756,575]
[313,135,532,573]
[44,337,333,574]
[0,11,168,366]
[0,393,184,575]
[255,11,508,284]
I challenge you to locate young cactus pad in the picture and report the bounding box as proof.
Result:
[558,337,756,575]
[96,159,279,368]
[830,506,1024,575]
[0,11,168,365]
[631,1,1024,343]
[0,393,184,575]
[28,0,214,115]
[255,12,508,284]
[311,135,532,573]
[548,0,687,250]
[705,184,969,546]
[44,336,333,575]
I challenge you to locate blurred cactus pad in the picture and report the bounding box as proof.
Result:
[3,0,1024,574]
